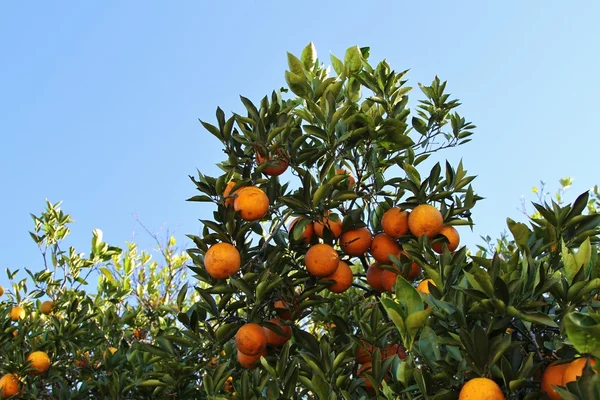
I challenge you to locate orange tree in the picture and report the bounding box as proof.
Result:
[184,43,600,399]
[0,200,204,399]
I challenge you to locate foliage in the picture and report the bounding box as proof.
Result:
[1,44,599,399]
[183,44,600,399]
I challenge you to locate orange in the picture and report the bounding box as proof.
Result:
[224,376,234,393]
[357,362,375,392]
[541,362,569,400]
[274,300,293,320]
[355,340,374,364]
[416,279,436,294]
[458,377,505,400]
[10,306,25,321]
[366,262,385,291]
[289,217,314,244]
[432,225,460,253]
[381,207,409,238]
[204,243,241,279]
[314,212,343,239]
[234,186,270,221]
[27,351,51,375]
[340,227,372,256]
[237,348,267,369]
[223,180,239,207]
[305,244,340,278]
[408,204,444,239]
[562,357,597,385]
[263,318,292,347]
[75,351,90,368]
[256,153,288,176]
[323,260,353,293]
[382,344,407,360]
[0,286,4,296]
[336,168,355,189]
[370,233,401,263]
[235,323,268,356]
[40,300,54,315]
[133,328,146,340]
[381,266,401,293]
[0,373,20,398]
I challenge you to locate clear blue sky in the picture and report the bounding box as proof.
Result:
[1,2,598,288]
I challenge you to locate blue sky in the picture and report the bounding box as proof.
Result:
[1,2,598,289]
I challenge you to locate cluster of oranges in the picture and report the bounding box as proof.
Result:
[204,153,463,383]
[234,319,292,369]
[296,202,459,296]
[0,299,54,398]
[540,357,598,400]
[0,351,51,398]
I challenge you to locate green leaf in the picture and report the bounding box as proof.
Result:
[285,71,309,97]
[381,298,406,337]
[412,117,427,135]
[406,308,433,340]
[394,275,424,315]
[574,237,592,271]
[287,52,305,76]
[506,218,530,247]
[330,53,344,76]
[562,241,581,283]
[99,267,115,284]
[301,42,317,69]
[344,45,362,73]
[564,312,600,358]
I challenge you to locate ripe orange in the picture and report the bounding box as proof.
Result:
[370,233,401,263]
[289,217,314,244]
[256,153,288,176]
[133,328,146,340]
[562,357,597,385]
[541,362,569,400]
[237,348,267,369]
[10,306,25,321]
[382,344,407,360]
[234,186,270,221]
[40,300,54,315]
[223,180,239,207]
[263,318,292,347]
[27,351,51,375]
[366,262,385,291]
[323,260,353,293]
[357,362,375,392]
[458,377,505,400]
[432,225,460,253]
[416,279,436,294]
[340,227,372,256]
[224,376,234,393]
[0,286,4,296]
[355,340,374,364]
[274,300,293,320]
[314,212,343,239]
[235,323,268,356]
[381,266,401,293]
[305,244,340,278]
[408,204,444,239]
[381,207,409,238]
[0,373,20,398]
[204,243,241,279]
[336,168,355,189]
